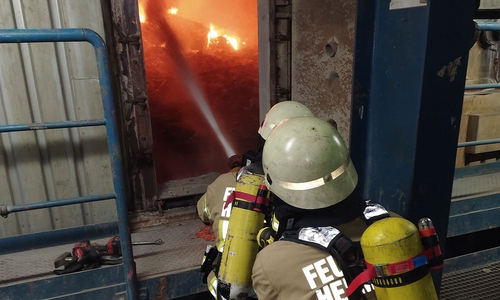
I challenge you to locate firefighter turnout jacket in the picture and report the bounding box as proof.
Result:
[252,217,377,300]
[197,167,240,251]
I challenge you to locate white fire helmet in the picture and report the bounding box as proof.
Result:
[258,101,314,140]
[262,116,358,210]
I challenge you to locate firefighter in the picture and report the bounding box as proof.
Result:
[197,99,315,251]
[258,100,313,140]
[197,100,315,299]
[252,116,387,300]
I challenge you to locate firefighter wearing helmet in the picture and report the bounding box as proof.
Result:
[252,116,388,300]
[198,101,314,299]
[258,100,314,140]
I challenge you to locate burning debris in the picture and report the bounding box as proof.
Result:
[139,0,259,183]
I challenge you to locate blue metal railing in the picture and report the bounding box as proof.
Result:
[458,138,500,148]
[0,28,137,300]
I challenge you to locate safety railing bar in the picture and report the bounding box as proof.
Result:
[475,21,500,31]
[0,221,119,256]
[0,28,137,300]
[0,119,106,133]
[0,193,117,217]
[464,83,500,90]
[458,138,500,148]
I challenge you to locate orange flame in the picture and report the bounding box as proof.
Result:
[207,23,239,50]
[168,7,178,15]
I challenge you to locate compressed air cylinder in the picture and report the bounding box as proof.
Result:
[360,217,438,300]
[217,174,269,300]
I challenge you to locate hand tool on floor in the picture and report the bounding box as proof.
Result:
[132,239,164,245]
[53,236,163,275]
[53,240,122,275]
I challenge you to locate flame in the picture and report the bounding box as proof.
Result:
[207,24,219,46]
[223,35,238,50]
[139,4,146,23]
[137,1,240,51]
[207,23,239,50]
[168,7,178,15]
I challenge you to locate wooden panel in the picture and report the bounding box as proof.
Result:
[456,94,500,168]
[466,113,500,154]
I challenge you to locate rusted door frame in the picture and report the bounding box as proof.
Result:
[101,0,158,213]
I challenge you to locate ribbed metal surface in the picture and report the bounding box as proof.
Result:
[2,215,500,299]
[0,218,210,286]
[441,261,500,300]
[0,0,117,238]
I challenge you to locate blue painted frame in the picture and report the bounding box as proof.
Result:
[350,0,478,291]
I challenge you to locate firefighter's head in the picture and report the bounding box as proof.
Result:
[262,116,358,210]
[258,101,314,140]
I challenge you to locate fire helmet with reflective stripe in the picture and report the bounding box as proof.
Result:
[262,116,358,209]
[258,101,314,140]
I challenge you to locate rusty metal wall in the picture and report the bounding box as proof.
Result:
[0,0,117,238]
[291,0,356,144]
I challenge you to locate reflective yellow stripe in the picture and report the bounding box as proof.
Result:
[208,276,218,298]
[217,219,230,251]
[272,214,279,231]
[272,158,351,191]
[262,120,276,130]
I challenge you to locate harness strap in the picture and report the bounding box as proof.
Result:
[223,191,255,209]
[281,227,365,300]
[345,244,440,297]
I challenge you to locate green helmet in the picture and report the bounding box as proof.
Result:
[262,117,358,209]
[258,101,313,140]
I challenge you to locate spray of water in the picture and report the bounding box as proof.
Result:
[145,2,236,158]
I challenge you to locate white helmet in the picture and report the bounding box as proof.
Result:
[262,116,358,210]
[258,101,313,140]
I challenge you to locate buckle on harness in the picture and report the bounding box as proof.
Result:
[373,264,389,277]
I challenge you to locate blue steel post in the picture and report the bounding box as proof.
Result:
[0,29,137,300]
[350,0,478,293]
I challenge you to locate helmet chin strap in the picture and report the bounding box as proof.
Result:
[273,193,364,239]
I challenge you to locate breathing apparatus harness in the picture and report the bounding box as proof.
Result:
[272,199,391,300]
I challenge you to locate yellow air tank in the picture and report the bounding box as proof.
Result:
[360,217,438,300]
[217,174,270,300]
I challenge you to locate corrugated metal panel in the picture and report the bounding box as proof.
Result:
[0,0,117,238]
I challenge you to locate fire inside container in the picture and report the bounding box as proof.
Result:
[139,0,260,183]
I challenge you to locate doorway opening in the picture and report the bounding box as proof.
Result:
[138,0,260,199]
